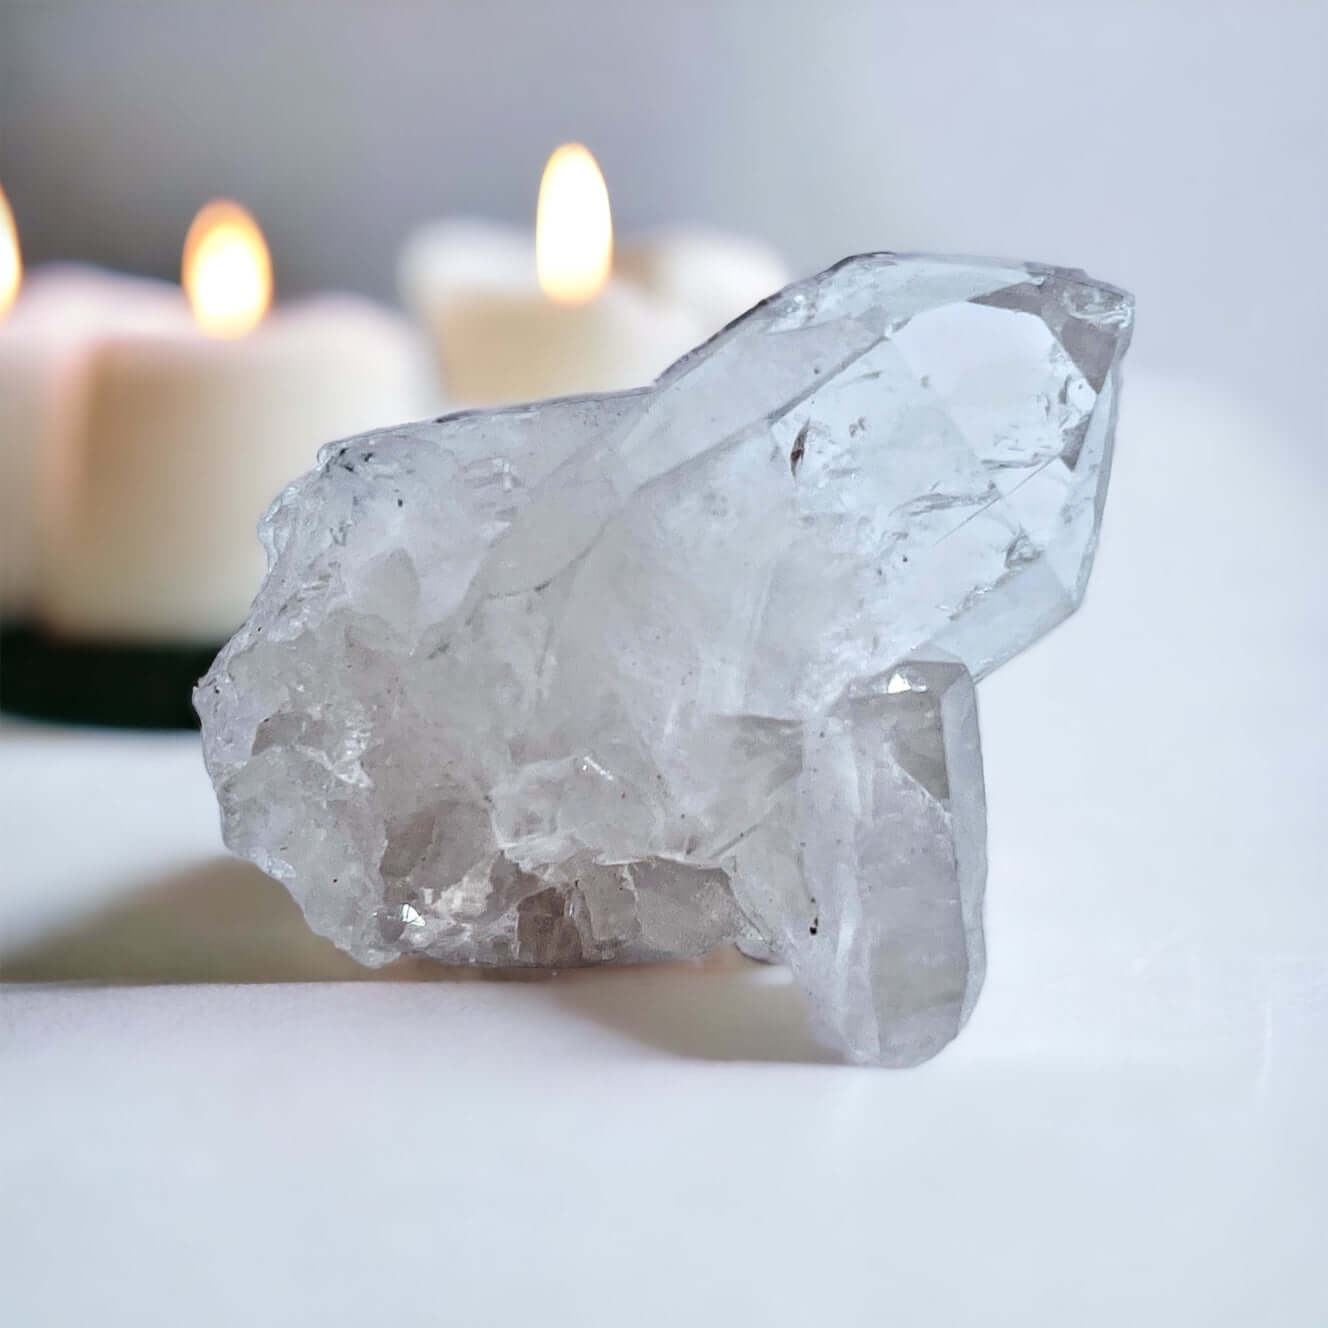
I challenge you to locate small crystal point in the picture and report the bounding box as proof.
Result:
[197,253,1132,1065]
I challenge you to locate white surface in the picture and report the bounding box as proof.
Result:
[2,372,1326,1324]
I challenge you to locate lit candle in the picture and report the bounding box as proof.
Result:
[35,200,433,644]
[0,184,18,319]
[0,182,190,616]
[399,144,788,407]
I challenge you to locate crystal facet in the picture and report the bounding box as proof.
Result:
[197,253,1133,1066]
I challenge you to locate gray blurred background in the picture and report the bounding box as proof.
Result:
[2,0,1324,451]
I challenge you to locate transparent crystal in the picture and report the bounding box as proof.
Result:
[197,253,1133,1065]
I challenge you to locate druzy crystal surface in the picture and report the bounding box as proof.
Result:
[197,253,1133,1066]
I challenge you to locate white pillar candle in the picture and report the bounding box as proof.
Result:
[34,203,434,644]
[0,263,191,615]
[399,219,700,406]
[399,145,786,409]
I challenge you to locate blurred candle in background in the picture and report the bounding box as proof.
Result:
[0,181,191,617]
[0,184,19,319]
[400,145,698,405]
[181,200,274,339]
[35,199,434,644]
[398,143,789,407]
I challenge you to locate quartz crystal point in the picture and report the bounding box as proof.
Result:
[197,253,1133,1066]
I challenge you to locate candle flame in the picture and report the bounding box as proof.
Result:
[183,200,272,337]
[536,144,612,304]
[0,183,19,322]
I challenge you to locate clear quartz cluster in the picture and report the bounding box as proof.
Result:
[197,254,1133,1066]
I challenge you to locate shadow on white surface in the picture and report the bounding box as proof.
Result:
[1,852,837,1064]
[0,855,429,983]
